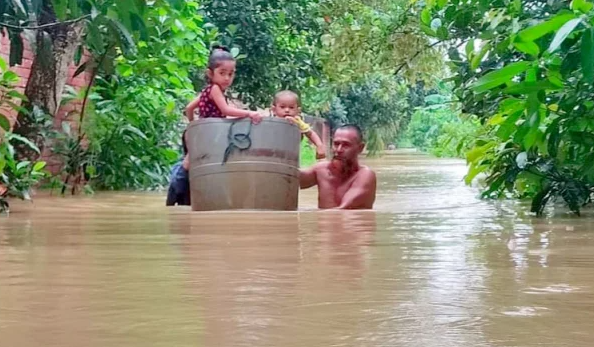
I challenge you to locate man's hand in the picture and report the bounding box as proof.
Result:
[299,164,318,189]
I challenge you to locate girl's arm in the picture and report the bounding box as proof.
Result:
[210,84,261,121]
[185,96,201,121]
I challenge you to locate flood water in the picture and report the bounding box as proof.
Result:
[2,150,594,347]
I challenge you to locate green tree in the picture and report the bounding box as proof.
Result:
[198,0,323,108]
[324,74,410,155]
[317,0,443,85]
[79,0,209,191]
[301,0,446,152]
[422,0,594,215]
[0,57,47,212]
[0,0,150,159]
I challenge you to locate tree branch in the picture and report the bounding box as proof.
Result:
[394,38,465,76]
[394,39,447,76]
[0,15,91,31]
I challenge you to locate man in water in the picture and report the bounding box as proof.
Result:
[299,124,377,209]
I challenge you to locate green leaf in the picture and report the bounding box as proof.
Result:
[32,161,46,172]
[437,26,449,40]
[131,13,148,41]
[7,133,40,153]
[10,0,27,15]
[73,45,83,65]
[2,70,19,83]
[466,142,495,163]
[87,22,105,51]
[166,0,185,10]
[526,92,541,124]
[53,0,68,21]
[571,0,594,13]
[121,124,148,140]
[421,9,431,25]
[496,110,523,140]
[548,70,565,87]
[471,42,491,70]
[420,24,436,37]
[106,18,137,57]
[465,163,488,185]
[465,39,475,57]
[471,61,532,93]
[85,165,97,176]
[526,67,538,82]
[68,0,81,18]
[518,13,576,42]
[489,113,506,125]
[16,161,31,171]
[581,28,594,83]
[0,57,6,72]
[514,40,540,57]
[0,114,10,131]
[531,183,554,216]
[503,80,562,95]
[73,62,88,78]
[548,18,582,53]
[165,101,176,114]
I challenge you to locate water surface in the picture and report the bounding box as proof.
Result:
[2,150,594,347]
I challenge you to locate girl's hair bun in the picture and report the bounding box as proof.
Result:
[211,44,230,53]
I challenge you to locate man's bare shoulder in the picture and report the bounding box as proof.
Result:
[310,161,331,172]
[356,165,376,180]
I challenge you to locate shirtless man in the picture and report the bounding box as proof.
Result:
[299,124,377,209]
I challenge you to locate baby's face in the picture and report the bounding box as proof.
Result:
[272,95,300,118]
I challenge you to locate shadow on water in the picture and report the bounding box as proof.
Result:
[1,150,594,346]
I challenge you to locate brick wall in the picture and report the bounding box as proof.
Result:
[1,30,93,173]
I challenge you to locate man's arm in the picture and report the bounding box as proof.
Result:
[338,168,376,209]
[299,164,318,189]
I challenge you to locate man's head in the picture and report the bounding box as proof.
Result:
[332,124,365,164]
[272,90,301,118]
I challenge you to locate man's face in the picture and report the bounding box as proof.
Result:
[332,128,364,163]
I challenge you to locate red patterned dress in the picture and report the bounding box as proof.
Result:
[197,84,224,118]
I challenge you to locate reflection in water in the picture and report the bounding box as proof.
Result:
[1,150,594,346]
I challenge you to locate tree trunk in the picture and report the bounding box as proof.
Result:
[13,4,84,160]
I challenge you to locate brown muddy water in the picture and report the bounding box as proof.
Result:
[2,150,594,347]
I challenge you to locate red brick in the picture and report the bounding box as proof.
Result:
[1,29,93,167]
[20,58,33,69]
[22,49,34,60]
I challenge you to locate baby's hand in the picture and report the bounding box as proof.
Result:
[285,116,298,125]
[249,111,263,124]
[316,146,326,160]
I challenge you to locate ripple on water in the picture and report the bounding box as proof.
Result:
[501,306,551,317]
[523,284,581,295]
